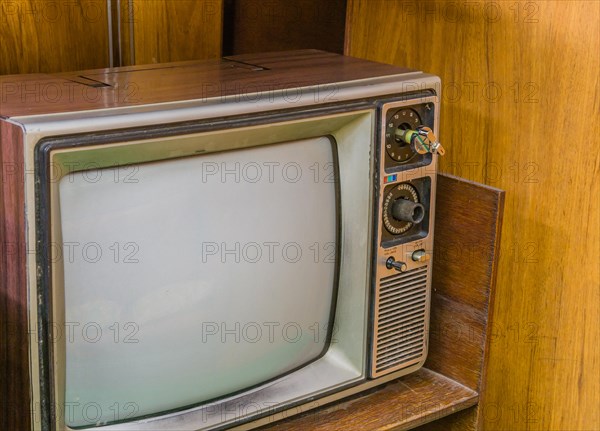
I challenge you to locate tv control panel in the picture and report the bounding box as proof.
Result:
[377,96,442,262]
[369,96,443,378]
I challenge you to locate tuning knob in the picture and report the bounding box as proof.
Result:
[395,126,446,156]
[386,257,407,273]
[391,199,425,224]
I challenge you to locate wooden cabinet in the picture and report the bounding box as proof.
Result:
[3,0,597,429]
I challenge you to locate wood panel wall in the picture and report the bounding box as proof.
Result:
[0,0,110,75]
[223,0,346,55]
[346,1,599,430]
[124,0,223,65]
[0,0,223,75]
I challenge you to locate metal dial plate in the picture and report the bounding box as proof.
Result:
[385,108,422,163]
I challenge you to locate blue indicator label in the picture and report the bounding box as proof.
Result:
[384,174,397,184]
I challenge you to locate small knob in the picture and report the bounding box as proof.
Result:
[386,257,407,273]
[391,199,425,224]
[411,249,431,263]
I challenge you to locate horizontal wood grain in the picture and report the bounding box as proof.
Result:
[0,122,29,431]
[258,368,478,431]
[411,406,477,431]
[0,50,411,118]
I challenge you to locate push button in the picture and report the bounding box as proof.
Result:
[411,249,430,262]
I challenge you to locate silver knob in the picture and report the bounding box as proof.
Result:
[386,257,407,273]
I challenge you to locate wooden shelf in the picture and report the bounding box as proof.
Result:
[260,368,478,431]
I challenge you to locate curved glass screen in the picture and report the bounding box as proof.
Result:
[58,137,338,428]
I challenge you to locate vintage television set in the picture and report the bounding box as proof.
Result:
[0,50,445,430]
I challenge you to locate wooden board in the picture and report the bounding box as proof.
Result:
[0,0,110,75]
[411,407,478,431]
[0,50,410,117]
[126,0,223,65]
[426,174,504,392]
[346,1,600,429]
[258,368,478,431]
[0,122,29,431]
[224,0,346,55]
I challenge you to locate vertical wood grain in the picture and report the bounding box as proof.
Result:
[0,0,110,74]
[127,0,223,65]
[224,0,346,55]
[347,1,600,430]
[426,174,504,393]
[0,122,29,430]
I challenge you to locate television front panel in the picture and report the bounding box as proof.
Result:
[43,111,376,430]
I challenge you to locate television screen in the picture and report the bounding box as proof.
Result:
[58,137,338,427]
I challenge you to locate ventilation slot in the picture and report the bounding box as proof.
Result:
[373,265,429,375]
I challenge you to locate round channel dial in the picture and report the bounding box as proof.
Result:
[385,108,422,163]
[383,183,423,235]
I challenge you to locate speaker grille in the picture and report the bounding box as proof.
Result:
[372,265,429,376]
